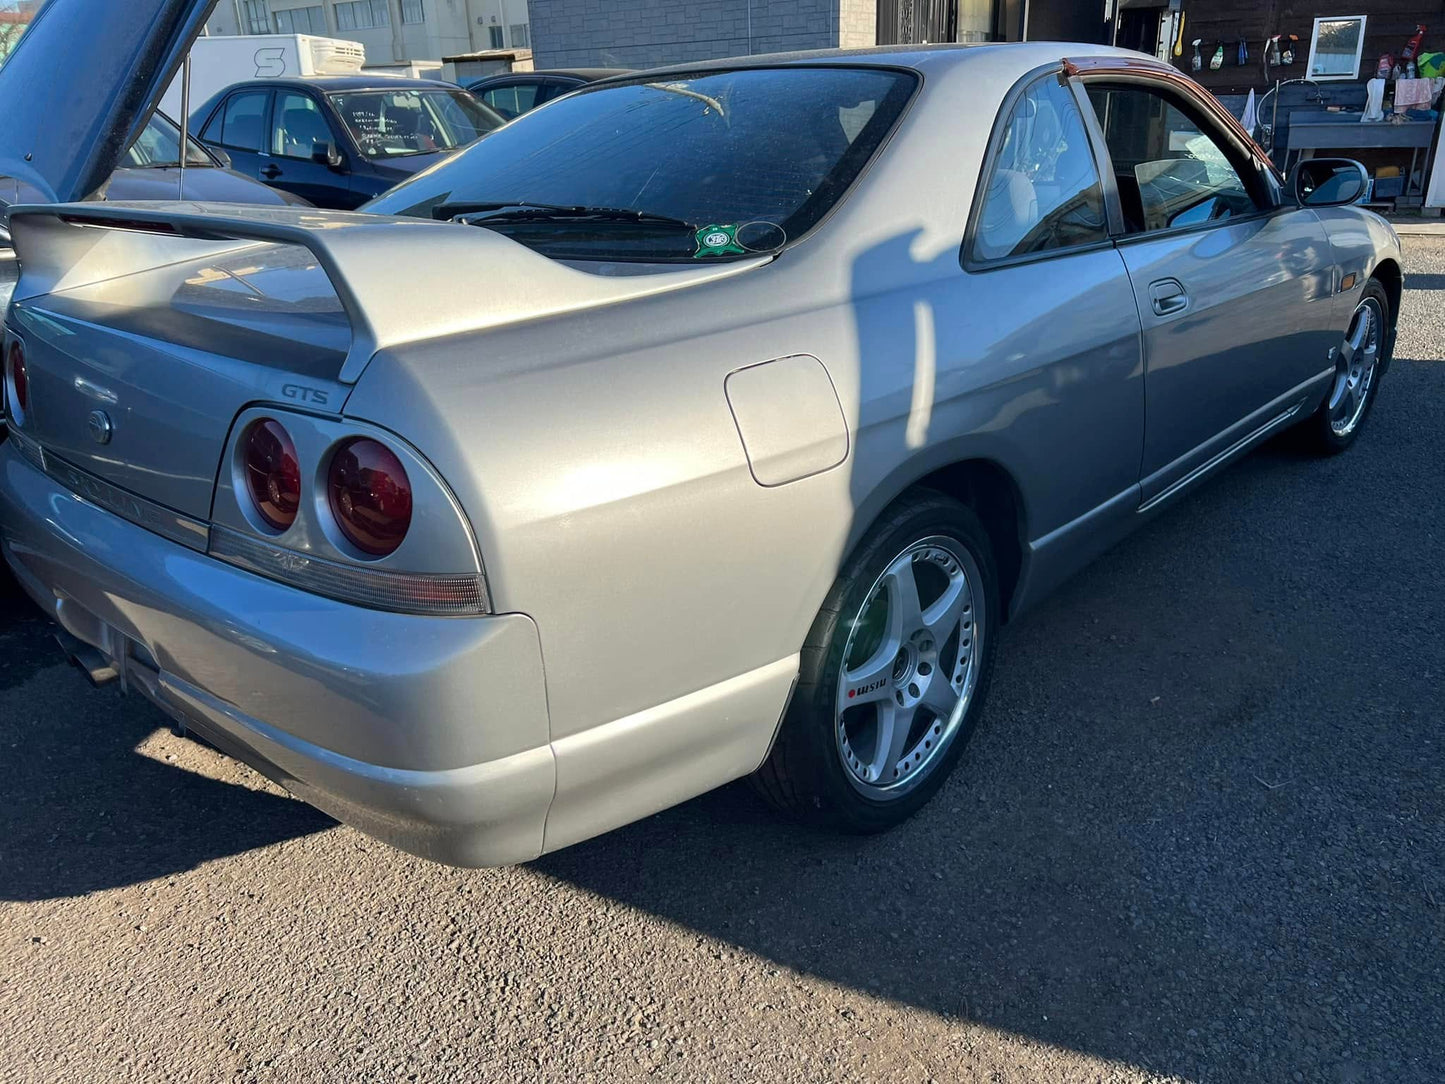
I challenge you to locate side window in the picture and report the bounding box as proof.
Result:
[218,90,271,153]
[200,105,225,145]
[1084,84,1260,234]
[482,83,539,121]
[272,92,335,159]
[971,75,1108,263]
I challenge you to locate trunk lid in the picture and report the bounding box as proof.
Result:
[8,232,352,518]
[5,202,769,520]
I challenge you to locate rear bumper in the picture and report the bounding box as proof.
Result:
[0,441,554,866]
[0,441,799,865]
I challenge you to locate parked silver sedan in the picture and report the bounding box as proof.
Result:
[0,2,1402,865]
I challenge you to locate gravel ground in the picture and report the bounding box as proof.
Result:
[1,239,1442,1084]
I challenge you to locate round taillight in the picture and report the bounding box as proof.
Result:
[241,418,302,531]
[6,340,27,417]
[327,438,412,557]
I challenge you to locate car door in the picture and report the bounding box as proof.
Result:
[198,87,273,185]
[263,89,350,206]
[1078,74,1338,504]
[947,70,1145,599]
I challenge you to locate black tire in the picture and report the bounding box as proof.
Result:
[754,489,999,833]
[1298,278,1392,454]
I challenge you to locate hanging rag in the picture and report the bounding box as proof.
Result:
[1393,77,1434,111]
[1361,78,1386,122]
[1239,89,1258,136]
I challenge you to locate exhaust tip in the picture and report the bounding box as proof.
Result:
[52,630,119,688]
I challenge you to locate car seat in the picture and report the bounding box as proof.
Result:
[279,108,333,158]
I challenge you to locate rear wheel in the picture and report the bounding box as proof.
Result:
[1299,280,1390,453]
[755,491,999,832]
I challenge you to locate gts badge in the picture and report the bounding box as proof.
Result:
[282,384,330,406]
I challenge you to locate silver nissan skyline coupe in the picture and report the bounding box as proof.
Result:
[0,1,1402,865]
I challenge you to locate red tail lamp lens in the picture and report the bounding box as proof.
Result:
[328,438,412,557]
[241,418,302,531]
[6,340,27,415]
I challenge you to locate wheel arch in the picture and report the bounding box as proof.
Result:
[1370,257,1403,328]
[849,452,1029,624]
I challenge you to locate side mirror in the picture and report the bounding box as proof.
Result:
[209,146,232,169]
[1290,157,1369,207]
[311,141,343,169]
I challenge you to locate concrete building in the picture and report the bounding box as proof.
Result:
[204,0,531,64]
[527,0,1105,69]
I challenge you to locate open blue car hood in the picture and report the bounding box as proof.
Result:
[0,0,216,203]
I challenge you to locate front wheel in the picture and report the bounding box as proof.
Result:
[1298,280,1391,453]
[754,491,999,833]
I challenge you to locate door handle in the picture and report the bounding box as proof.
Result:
[1149,278,1189,317]
[260,165,282,179]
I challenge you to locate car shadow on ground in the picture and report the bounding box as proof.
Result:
[1402,272,1444,292]
[0,592,333,903]
[536,419,1443,1082]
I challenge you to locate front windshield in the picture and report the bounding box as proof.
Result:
[367,67,917,262]
[125,111,211,168]
[328,88,503,158]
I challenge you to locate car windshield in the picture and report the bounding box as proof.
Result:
[328,88,504,158]
[367,66,917,261]
[124,111,212,168]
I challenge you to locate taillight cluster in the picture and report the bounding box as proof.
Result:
[242,419,301,530]
[328,438,414,556]
[239,419,413,558]
[5,339,28,423]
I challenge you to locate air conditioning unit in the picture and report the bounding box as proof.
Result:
[306,36,367,74]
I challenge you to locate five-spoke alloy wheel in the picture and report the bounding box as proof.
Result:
[1327,293,1383,438]
[1300,279,1391,453]
[835,537,983,798]
[755,491,998,833]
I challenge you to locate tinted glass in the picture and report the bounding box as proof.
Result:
[369,67,917,261]
[328,89,502,157]
[219,90,270,152]
[200,105,225,144]
[481,82,541,120]
[272,92,334,158]
[971,75,1107,262]
[1086,84,1258,234]
[126,112,210,167]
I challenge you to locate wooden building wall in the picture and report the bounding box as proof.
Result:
[1172,0,1444,97]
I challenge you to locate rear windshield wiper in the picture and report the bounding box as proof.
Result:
[436,201,695,230]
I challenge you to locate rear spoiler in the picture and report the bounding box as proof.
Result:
[6,202,770,384]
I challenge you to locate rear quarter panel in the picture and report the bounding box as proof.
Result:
[341,51,1146,744]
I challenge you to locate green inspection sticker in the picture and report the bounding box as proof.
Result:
[694,223,746,257]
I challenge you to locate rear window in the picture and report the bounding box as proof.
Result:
[368,66,917,261]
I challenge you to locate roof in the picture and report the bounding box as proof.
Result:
[624,41,1150,80]
[441,48,534,63]
[222,74,465,91]
[536,68,634,80]
[469,67,632,86]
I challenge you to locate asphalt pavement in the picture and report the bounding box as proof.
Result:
[1,239,1442,1084]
